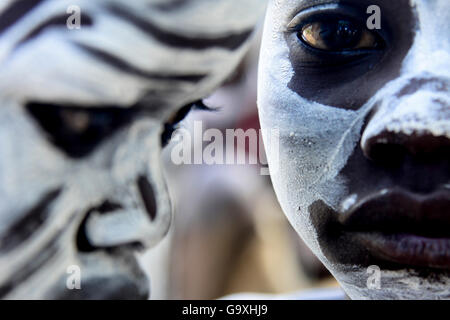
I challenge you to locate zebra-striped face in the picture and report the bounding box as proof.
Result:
[259,0,450,299]
[0,0,266,298]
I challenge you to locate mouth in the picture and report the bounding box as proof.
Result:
[339,188,450,269]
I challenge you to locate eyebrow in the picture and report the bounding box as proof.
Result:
[291,0,339,12]
[284,0,339,21]
[286,0,412,20]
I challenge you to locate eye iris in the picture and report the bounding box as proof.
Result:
[301,20,363,51]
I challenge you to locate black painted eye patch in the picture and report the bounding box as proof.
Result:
[26,102,138,158]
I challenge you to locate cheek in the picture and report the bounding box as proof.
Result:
[259,62,365,197]
[0,101,70,218]
[258,73,365,252]
[258,37,378,253]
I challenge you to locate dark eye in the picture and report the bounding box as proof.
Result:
[26,102,136,158]
[299,19,382,52]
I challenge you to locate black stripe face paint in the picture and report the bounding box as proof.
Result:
[0,0,46,34]
[77,43,208,82]
[108,4,254,50]
[15,14,93,49]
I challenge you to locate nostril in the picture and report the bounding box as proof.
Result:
[136,176,157,221]
[362,133,407,166]
[363,131,450,165]
[76,201,123,252]
[403,133,450,158]
[76,215,96,253]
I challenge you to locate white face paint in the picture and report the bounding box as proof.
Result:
[259,0,450,299]
[0,0,267,299]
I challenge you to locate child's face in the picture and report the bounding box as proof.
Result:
[0,0,266,299]
[258,0,450,299]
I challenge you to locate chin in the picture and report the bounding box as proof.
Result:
[333,266,450,300]
[306,195,450,300]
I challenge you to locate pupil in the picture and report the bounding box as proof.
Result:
[319,20,361,50]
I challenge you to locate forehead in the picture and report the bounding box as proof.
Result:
[0,0,264,114]
[147,0,264,33]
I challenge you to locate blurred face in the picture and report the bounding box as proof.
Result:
[258,0,449,299]
[0,0,265,299]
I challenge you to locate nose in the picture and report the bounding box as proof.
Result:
[76,175,168,252]
[361,77,450,164]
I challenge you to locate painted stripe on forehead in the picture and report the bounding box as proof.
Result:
[150,0,191,11]
[14,14,93,50]
[108,4,254,50]
[75,43,208,82]
[0,0,45,35]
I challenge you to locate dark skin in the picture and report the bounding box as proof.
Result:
[259,0,450,298]
[288,0,449,269]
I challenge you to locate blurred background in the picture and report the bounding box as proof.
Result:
[140,31,339,300]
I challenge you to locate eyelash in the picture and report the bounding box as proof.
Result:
[287,8,387,56]
[161,100,213,147]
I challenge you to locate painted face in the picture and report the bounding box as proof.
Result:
[0,0,266,299]
[258,0,450,299]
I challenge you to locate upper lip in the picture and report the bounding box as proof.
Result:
[339,188,450,238]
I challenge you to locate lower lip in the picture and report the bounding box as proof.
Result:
[355,232,450,269]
